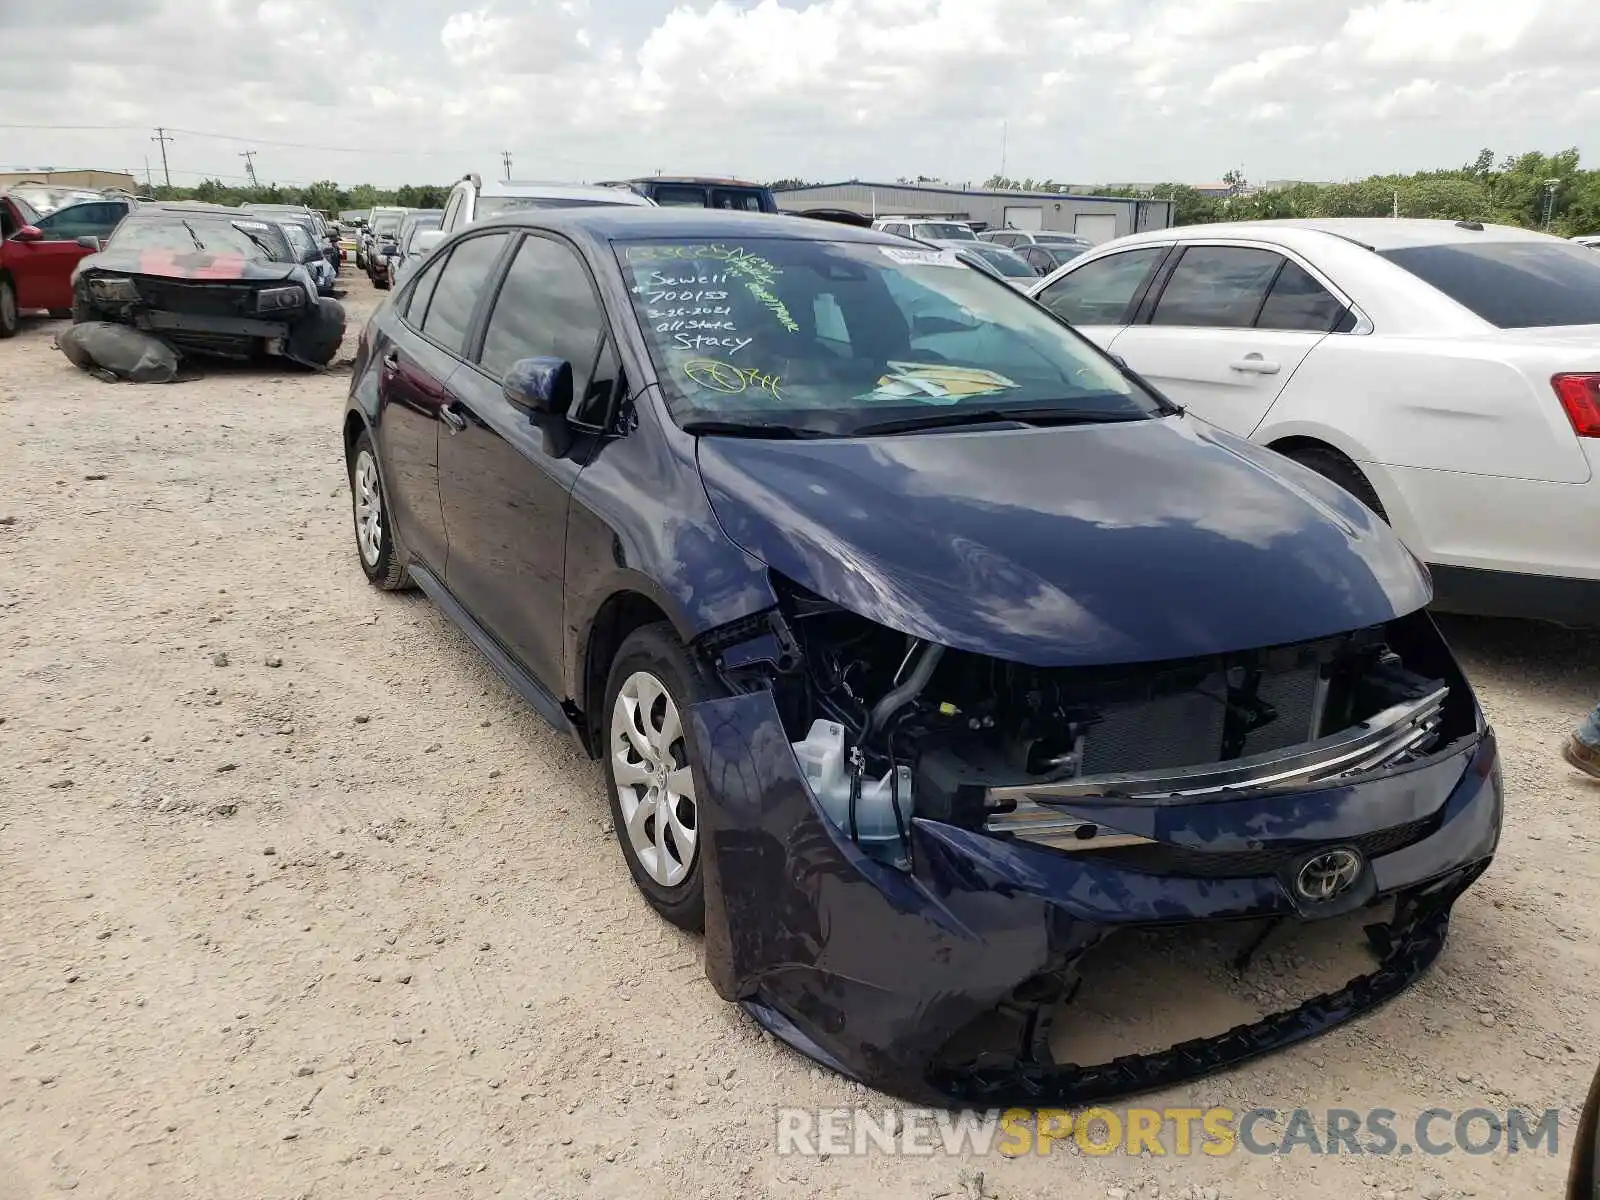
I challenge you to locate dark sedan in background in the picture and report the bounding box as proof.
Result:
[342,208,1500,1107]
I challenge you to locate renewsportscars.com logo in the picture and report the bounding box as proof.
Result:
[775,1106,1562,1158]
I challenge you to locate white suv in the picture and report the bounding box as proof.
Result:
[437,174,652,238]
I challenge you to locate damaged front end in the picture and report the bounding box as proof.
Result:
[686,586,1501,1108]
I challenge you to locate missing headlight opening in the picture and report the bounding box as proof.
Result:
[702,580,1472,871]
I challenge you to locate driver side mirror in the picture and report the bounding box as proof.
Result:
[13,225,43,243]
[414,230,445,256]
[75,235,102,252]
[503,356,573,456]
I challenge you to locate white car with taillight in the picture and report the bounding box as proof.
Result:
[1029,217,1600,623]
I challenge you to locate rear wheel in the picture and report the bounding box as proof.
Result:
[602,623,715,932]
[348,430,408,590]
[1285,445,1388,522]
[0,278,18,338]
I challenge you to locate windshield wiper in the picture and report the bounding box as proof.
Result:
[848,407,1149,437]
[681,419,831,440]
[179,220,206,252]
[232,224,278,259]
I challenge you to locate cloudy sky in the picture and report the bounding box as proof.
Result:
[4,0,1598,190]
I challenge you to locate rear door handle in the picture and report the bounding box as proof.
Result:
[440,404,469,434]
[1229,354,1280,375]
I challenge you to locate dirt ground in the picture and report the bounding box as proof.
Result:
[2,270,1597,1200]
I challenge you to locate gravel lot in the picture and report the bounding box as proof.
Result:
[2,270,1597,1200]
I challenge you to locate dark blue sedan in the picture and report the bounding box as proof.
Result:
[342,209,1501,1107]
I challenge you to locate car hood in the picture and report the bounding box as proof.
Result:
[74,249,301,284]
[696,416,1432,667]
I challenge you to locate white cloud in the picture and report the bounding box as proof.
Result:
[1,0,1598,189]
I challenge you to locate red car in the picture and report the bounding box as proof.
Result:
[1,193,134,337]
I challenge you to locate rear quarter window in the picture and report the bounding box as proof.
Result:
[1380,241,1600,328]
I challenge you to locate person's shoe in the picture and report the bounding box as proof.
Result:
[1563,734,1600,779]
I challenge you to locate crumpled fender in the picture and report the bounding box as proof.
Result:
[687,689,1496,1108]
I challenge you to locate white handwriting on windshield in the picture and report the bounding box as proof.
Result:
[674,333,753,355]
[648,289,730,304]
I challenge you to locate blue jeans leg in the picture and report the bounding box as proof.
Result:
[1577,702,1600,750]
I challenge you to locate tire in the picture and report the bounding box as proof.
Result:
[0,277,17,338]
[1286,445,1389,522]
[348,430,409,590]
[602,622,717,932]
[286,296,345,366]
[373,268,390,291]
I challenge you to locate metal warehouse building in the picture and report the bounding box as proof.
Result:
[772,180,1173,243]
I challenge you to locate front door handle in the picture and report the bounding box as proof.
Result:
[1229,354,1281,375]
[440,404,469,434]
[380,350,400,372]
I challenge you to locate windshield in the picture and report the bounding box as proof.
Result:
[5,192,41,225]
[281,222,316,260]
[107,216,285,260]
[371,213,403,236]
[1380,240,1600,328]
[403,214,442,250]
[963,244,1035,279]
[12,186,100,215]
[914,222,976,241]
[617,236,1160,436]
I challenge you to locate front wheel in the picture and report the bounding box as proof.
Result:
[602,623,716,932]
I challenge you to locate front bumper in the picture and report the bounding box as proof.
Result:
[687,690,1501,1108]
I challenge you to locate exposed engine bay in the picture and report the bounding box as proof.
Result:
[703,579,1475,870]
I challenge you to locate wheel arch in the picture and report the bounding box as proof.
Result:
[1261,429,1425,554]
[342,408,369,462]
[576,588,676,758]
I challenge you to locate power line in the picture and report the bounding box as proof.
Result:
[151,127,174,188]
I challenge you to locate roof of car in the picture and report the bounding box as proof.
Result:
[1112,217,1559,252]
[607,175,769,188]
[467,206,902,244]
[135,202,257,218]
[479,180,651,206]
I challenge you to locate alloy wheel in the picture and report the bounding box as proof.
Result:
[610,670,697,888]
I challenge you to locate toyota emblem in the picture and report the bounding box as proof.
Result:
[1295,848,1363,902]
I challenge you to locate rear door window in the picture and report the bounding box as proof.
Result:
[418,232,510,354]
[710,189,765,211]
[652,185,710,208]
[1380,241,1600,328]
[1255,260,1348,332]
[1034,246,1167,325]
[1150,246,1284,328]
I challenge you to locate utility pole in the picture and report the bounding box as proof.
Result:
[501,150,512,181]
[999,120,1008,182]
[1543,178,1562,231]
[151,127,174,188]
[239,149,259,188]
[144,156,154,192]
